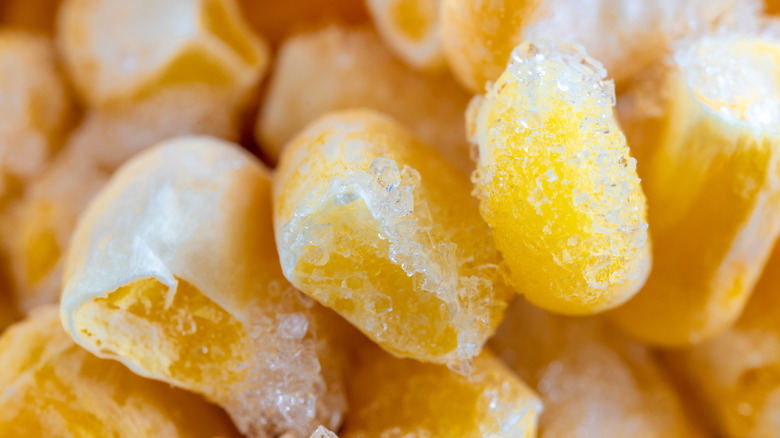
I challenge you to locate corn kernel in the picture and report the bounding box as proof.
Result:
[611,33,780,346]
[0,0,61,34]
[57,0,269,108]
[61,137,347,437]
[0,30,71,192]
[491,298,706,437]
[341,339,541,437]
[469,40,650,315]
[0,306,241,437]
[440,0,754,92]
[257,26,471,172]
[366,0,443,70]
[273,109,511,370]
[664,243,780,437]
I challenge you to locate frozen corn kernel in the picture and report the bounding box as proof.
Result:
[0,306,241,438]
[366,0,443,70]
[274,110,511,370]
[0,30,71,193]
[611,34,780,346]
[257,26,471,172]
[665,245,780,438]
[61,137,347,438]
[491,298,705,438]
[237,0,367,46]
[469,40,650,315]
[441,0,755,92]
[2,84,240,314]
[57,0,268,108]
[2,148,108,313]
[341,339,541,438]
[0,0,61,34]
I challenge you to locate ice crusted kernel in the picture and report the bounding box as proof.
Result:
[340,337,542,438]
[469,40,650,315]
[60,138,347,438]
[0,306,241,437]
[610,33,780,346]
[491,298,704,438]
[273,109,512,370]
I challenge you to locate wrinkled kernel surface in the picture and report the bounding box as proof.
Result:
[665,246,780,438]
[57,0,268,107]
[62,138,346,438]
[274,110,511,370]
[491,298,704,438]
[341,340,541,438]
[257,26,471,171]
[0,306,240,437]
[611,34,780,346]
[470,41,650,315]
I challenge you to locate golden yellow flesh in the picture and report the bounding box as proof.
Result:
[0,306,240,438]
[341,341,541,438]
[274,110,511,369]
[256,26,470,171]
[491,298,705,438]
[366,0,443,69]
[665,246,780,438]
[611,35,780,346]
[441,0,541,92]
[62,138,346,437]
[57,0,268,108]
[470,41,650,315]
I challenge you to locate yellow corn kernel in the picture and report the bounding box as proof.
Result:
[0,30,71,191]
[2,149,108,313]
[61,137,347,437]
[57,0,268,109]
[366,0,443,70]
[469,40,650,315]
[664,244,780,438]
[0,306,241,438]
[256,26,471,172]
[341,339,541,437]
[440,0,753,92]
[236,0,367,47]
[273,109,511,370]
[611,34,780,346]
[491,298,706,438]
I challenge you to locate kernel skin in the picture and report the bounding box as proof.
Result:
[441,0,754,92]
[61,137,346,438]
[256,26,471,172]
[0,0,62,34]
[341,339,541,438]
[366,0,444,70]
[0,306,241,438]
[611,35,780,346]
[57,0,269,108]
[0,30,71,192]
[273,109,512,369]
[665,246,780,438]
[491,298,706,438]
[469,41,651,315]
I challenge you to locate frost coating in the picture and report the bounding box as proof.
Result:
[274,110,511,370]
[470,40,650,315]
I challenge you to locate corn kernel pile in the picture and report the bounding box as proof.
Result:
[4,0,780,437]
